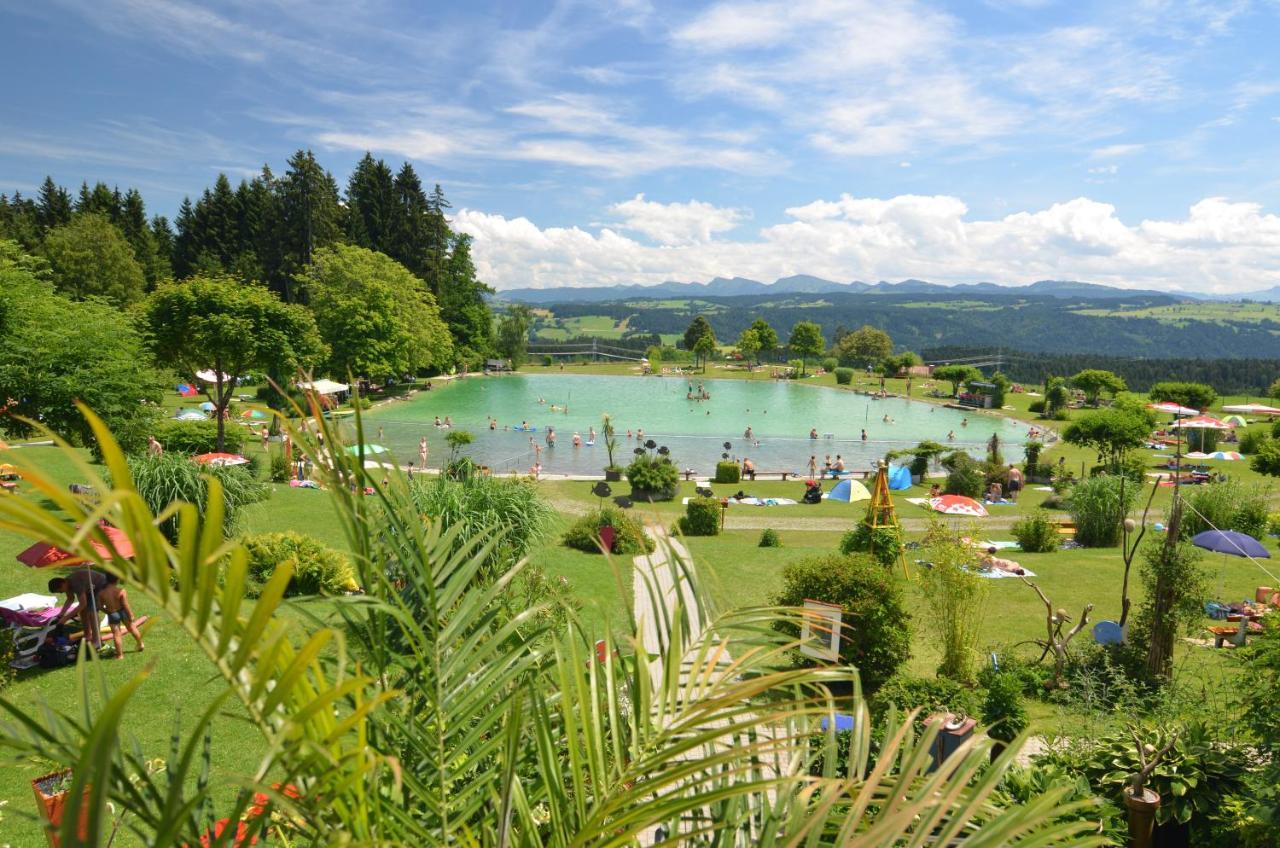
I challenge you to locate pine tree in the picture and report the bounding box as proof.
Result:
[424,183,452,299]
[36,177,73,232]
[345,153,396,252]
[278,149,342,301]
[438,233,494,365]
[77,181,122,221]
[205,173,240,269]
[2,191,41,249]
[172,198,198,278]
[390,162,430,277]
[120,188,165,287]
[151,215,175,271]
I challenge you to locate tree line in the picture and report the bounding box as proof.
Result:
[0,150,495,364]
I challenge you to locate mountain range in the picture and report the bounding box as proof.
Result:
[496,275,1280,304]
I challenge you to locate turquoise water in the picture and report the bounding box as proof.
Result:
[365,374,1027,475]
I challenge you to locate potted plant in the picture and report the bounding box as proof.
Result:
[1124,728,1178,848]
[625,442,679,502]
[602,415,622,482]
[32,768,88,846]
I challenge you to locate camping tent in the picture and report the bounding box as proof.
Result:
[827,479,871,502]
[887,464,913,491]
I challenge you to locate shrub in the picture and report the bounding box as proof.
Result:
[1251,438,1280,476]
[833,367,854,385]
[1269,511,1280,537]
[0,630,15,691]
[839,523,903,570]
[772,553,910,692]
[942,452,984,498]
[408,475,554,573]
[1027,399,1046,414]
[981,672,1028,744]
[563,507,653,555]
[820,357,838,373]
[625,454,679,500]
[873,673,981,724]
[917,520,987,683]
[713,460,740,484]
[445,457,478,480]
[1180,479,1270,540]
[119,452,269,540]
[758,528,782,547]
[787,358,804,375]
[153,418,245,455]
[542,355,553,366]
[1186,426,1220,453]
[1239,427,1268,455]
[240,531,357,596]
[1067,474,1135,547]
[679,496,721,536]
[1011,510,1061,553]
[270,452,290,483]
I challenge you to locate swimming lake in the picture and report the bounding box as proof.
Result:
[364,374,1028,476]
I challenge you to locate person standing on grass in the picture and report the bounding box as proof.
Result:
[97,574,144,658]
[1006,463,1023,502]
[49,568,109,648]
[261,427,270,452]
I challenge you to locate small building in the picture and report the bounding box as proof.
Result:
[958,380,997,409]
[485,358,511,372]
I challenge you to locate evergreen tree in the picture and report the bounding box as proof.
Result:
[278,149,343,300]
[77,181,122,221]
[172,197,199,278]
[0,192,40,249]
[120,188,166,286]
[424,183,452,298]
[204,173,240,269]
[151,215,175,271]
[345,152,397,252]
[239,166,286,293]
[390,162,430,277]
[36,177,73,232]
[438,233,494,365]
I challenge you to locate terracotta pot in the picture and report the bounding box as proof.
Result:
[1124,787,1160,848]
[32,769,90,847]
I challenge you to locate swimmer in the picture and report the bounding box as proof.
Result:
[883,414,890,423]
[861,429,868,441]
[443,416,452,427]
[744,426,754,440]
[572,432,582,447]
[489,419,496,430]
[961,417,969,427]
[947,430,956,441]
[434,416,442,427]
[588,426,596,441]
[809,428,819,440]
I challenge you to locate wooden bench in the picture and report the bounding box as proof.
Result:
[1053,521,1077,536]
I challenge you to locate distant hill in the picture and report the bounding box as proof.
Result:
[498,276,1188,303]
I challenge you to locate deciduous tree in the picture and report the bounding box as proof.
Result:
[1071,368,1127,405]
[496,304,532,369]
[835,325,892,368]
[41,213,147,305]
[933,364,983,396]
[145,274,324,450]
[788,321,824,377]
[749,317,778,362]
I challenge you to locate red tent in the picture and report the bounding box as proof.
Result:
[16,524,134,568]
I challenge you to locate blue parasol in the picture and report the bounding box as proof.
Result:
[1190,529,1270,559]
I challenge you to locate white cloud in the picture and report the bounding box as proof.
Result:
[607,194,747,245]
[1088,164,1119,175]
[454,192,1280,295]
[1091,143,1144,158]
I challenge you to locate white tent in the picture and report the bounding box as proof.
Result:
[297,379,350,395]
[194,370,233,383]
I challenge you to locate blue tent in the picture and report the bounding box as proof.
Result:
[888,464,913,491]
[828,478,871,502]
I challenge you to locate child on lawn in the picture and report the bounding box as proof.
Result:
[97,574,144,658]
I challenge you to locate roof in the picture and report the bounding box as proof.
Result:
[297,379,350,395]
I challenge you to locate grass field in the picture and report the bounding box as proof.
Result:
[1,369,1277,843]
[1074,301,1280,326]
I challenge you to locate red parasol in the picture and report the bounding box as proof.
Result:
[16,524,134,568]
[927,495,989,517]
[193,452,250,467]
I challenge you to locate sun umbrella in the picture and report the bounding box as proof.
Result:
[1148,402,1199,417]
[240,409,268,420]
[346,444,388,455]
[1207,451,1243,461]
[826,479,871,502]
[199,401,216,412]
[1169,415,1233,430]
[1191,530,1270,559]
[173,410,207,421]
[193,452,249,467]
[928,495,988,517]
[17,524,134,568]
[1222,403,1280,415]
[1221,415,1248,427]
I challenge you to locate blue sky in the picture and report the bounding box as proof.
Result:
[3,0,1280,293]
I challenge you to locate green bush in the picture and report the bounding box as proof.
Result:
[872,673,981,724]
[119,452,269,540]
[787,358,804,374]
[1186,427,1220,453]
[153,418,245,455]
[679,496,721,536]
[1239,428,1268,455]
[407,475,554,574]
[625,454,679,500]
[981,672,1028,743]
[772,553,911,692]
[833,367,854,385]
[942,452,984,498]
[241,531,357,596]
[1067,474,1135,547]
[758,528,782,547]
[270,452,290,483]
[1011,510,1061,553]
[1180,480,1270,540]
[563,507,653,555]
[839,523,903,569]
[820,357,839,373]
[1027,399,1046,414]
[0,630,15,691]
[1269,511,1280,536]
[542,355,554,366]
[713,461,741,484]
[1251,438,1280,476]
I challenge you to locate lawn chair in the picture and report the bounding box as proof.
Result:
[1208,617,1258,648]
[0,594,74,667]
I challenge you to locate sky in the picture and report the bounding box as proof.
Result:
[3,0,1280,294]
